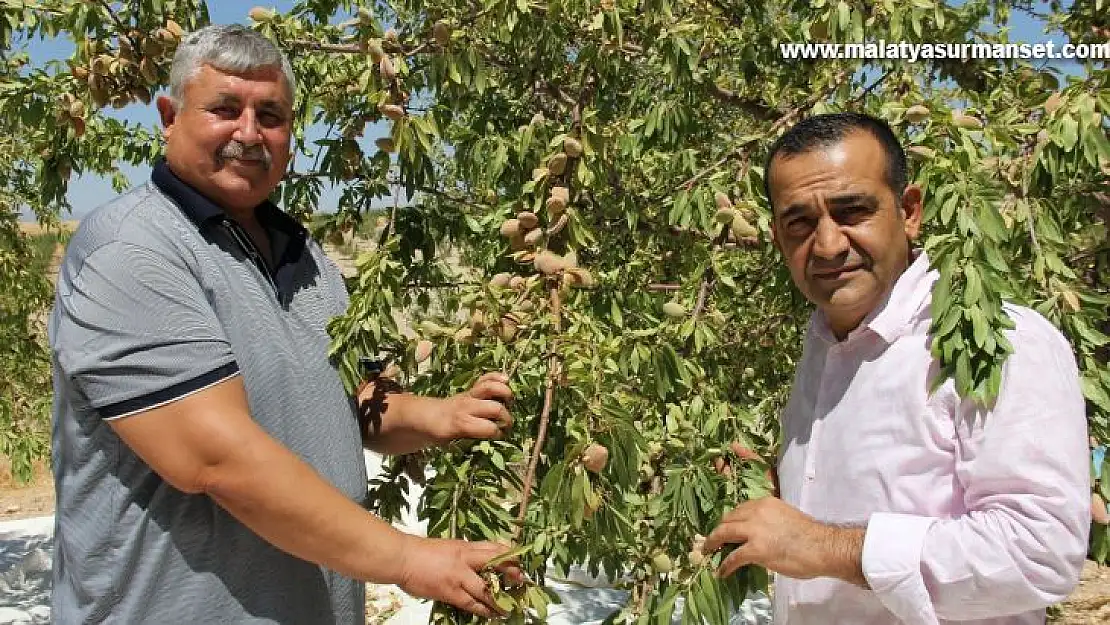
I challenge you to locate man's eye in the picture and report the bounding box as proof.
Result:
[841,206,869,220]
[210,106,238,117]
[786,219,812,233]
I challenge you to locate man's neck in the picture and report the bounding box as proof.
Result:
[235,214,274,269]
[827,311,867,342]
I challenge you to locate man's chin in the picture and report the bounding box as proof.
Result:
[207,176,272,209]
[812,278,878,312]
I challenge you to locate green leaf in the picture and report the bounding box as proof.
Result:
[1081,375,1110,412]
[955,351,973,397]
[484,544,533,570]
[963,267,982,305]
[969,307,989,349]
[932,271,953,312]
[1056,114,1079,152]
[1072,319,1110,347]
[935,306,961,338]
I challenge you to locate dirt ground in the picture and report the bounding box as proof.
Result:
[1053,562,1110,623]
[0,462,54,521]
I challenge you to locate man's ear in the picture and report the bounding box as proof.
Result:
[156,96,178,140]
[900,184,924,240]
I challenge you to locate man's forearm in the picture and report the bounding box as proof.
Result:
[201,429,412,583]
[813,524,868,587]
[357,380,440,455]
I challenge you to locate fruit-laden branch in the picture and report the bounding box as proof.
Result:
[286,37,431,57]
[681,154,753,352]
[286,39,364,54]
[513,284,562,540]
[285,4,492,59]
[285,33,579,120]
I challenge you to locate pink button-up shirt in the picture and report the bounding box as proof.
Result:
[775,252,1090,624]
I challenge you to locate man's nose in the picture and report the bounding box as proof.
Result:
[233,110,262,144]
[811,215,849,260]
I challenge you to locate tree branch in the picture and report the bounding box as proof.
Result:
[851,66,896,104]
[668,70,849,196]
[706,83,776,120]
[691,228,730,321]
[514,284,562,541]
[95,0,131,37]
[287,39,364,54]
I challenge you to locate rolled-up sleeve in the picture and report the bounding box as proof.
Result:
[862,513,939,624]
[862,308,1090,622]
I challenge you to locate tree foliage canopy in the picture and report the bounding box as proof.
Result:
[1,0,1108,620]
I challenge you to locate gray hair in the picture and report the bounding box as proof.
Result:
[169,24,296,105]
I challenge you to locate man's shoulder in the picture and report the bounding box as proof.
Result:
[1000,302,1077,367]
[65,183,188,269]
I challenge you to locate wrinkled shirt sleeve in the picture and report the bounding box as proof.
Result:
[861,309,1090,623]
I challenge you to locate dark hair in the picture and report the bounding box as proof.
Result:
[763,112,907,211]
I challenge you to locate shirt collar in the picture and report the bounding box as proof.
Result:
[151,158,226,227]
[812,250,937,345]
[150,159,308,264]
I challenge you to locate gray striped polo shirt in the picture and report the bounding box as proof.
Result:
[48,161,368,624]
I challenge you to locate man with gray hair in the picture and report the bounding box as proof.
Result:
[49,24,519,623]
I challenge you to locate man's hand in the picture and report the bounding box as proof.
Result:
[427,372,514,443]
[396,536,525,618]
[702,496,867,586]
[360,372,514,455]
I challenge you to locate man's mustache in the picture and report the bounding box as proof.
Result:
[217,141,272,170]
[809,254,869,275]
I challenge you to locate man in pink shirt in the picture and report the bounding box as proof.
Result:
[703,112,1090,624]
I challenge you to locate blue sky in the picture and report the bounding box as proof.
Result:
[17,1,1082,221]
